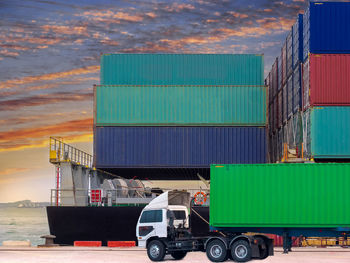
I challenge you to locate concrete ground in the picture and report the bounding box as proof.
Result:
[1,247,350,263]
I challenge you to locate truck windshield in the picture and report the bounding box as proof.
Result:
[140,210,163,223]
[172,210,186,220]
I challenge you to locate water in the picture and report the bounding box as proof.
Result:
[0,207,49,246]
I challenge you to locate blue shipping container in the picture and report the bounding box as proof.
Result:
[292,14,303,69]
[94,126,267,179]
[303,2,350,61]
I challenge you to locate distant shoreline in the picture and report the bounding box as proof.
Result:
[0,200,50,208]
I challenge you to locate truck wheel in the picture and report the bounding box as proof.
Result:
[206,240,227,262]
[147,240,166,261]
[231,240,252,262]
[170,251,187,260]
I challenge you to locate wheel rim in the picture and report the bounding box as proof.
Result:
[150,244,160,258]
[235,244,248,259]
[210,244,223,258]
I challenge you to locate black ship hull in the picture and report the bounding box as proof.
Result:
[47,205,210,246]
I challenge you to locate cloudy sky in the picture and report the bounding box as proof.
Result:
[0,0,311,202]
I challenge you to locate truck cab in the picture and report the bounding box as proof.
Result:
[136,192,189,249]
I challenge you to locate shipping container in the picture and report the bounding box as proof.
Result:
[100,54,264,86]
[303,54,350,107]
[302,107,350,159]
[273,97,278,132]
[281,44,287,85]
[94,126,267,179]
[210,163,350,228]
[302,58,310,110]
[266,73,271,103]
[292,64,302,113]
[303,2,350,61]
[278,54,282,91]
[95,85,266,126]
[277,90,282,128]
[286,31,293,78]
[287,75,293,119]
[292,14,303,69]
[272,58,278,98]
[282,84,288,123]
[268,103,273,134]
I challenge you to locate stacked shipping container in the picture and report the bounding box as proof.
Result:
[267,2,350,162]
[94,54,267,179]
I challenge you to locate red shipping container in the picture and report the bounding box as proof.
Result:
[305,54,350,107]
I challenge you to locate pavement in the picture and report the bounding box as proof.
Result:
[1,247,350,263]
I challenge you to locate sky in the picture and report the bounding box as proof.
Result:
[0,0,314,202]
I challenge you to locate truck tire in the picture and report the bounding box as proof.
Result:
[170,251,187,260]
[147,240,166,261]
[206,239,227,262]
[231,240,252,262]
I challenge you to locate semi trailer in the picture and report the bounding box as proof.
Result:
[136,163,350,262]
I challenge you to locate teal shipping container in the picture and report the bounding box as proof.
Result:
[95,85,266,126]
[100,54,263,86]
[302,107,350,159]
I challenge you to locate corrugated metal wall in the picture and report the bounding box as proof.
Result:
[309,107,350,159]
[210,163,350,228]
[101,54,264,86]
[308,54,350,106]
[94,126,267,170]
[307,2,350,55]
[95,85,266,126]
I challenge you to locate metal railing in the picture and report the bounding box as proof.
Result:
[49,137,93,167]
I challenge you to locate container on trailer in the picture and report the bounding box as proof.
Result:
[282,43,287,85]
[94,126,267,179]
[302,106,350,159]
[282,84,288,124]
[303,1,350,61]
[293,14,303,69]
[286,31,293,78]
[304,54,350,106]
[210,163,350,228]
[278,90,282,128]
[293,64,302,113]
[100,54,264,86]
[95,85,267,127]
[287,74,293,119]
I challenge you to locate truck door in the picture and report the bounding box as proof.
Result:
[138,209,167,240]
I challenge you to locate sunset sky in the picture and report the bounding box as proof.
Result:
[0,0,311,202]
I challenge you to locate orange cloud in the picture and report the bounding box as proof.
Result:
[0,92,93,111]
[0,118,93,152]
[164,3,195,12]
[0,65,99,89]
[41,25,89,36]
[228,11,249,19]
[0,168,31,176]
[0,49,20,57]
[81,10,143,23]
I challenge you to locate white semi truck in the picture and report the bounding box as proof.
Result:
[136,191,273,262]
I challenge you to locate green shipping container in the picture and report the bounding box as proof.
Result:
[302,107,350,159]
[95,85,266,126]
[101,54,263,86]
[210,163,350,228]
